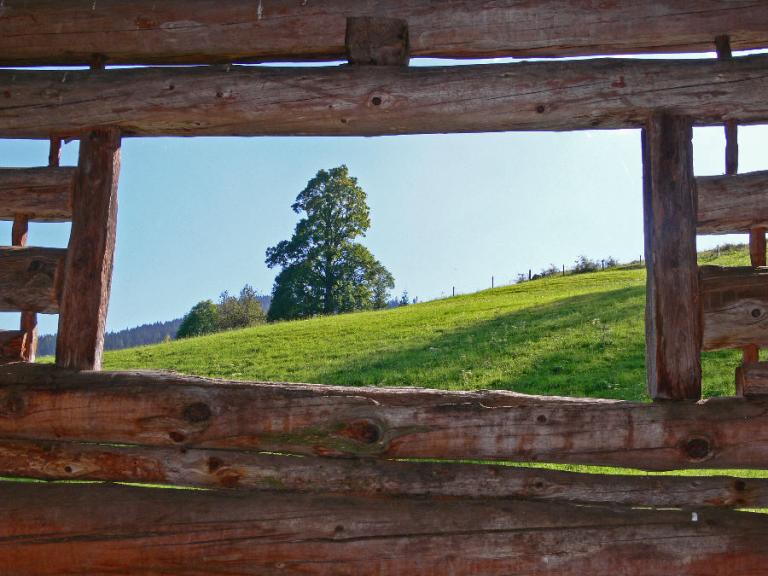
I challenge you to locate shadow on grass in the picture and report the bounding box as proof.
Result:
[314,286,651,400]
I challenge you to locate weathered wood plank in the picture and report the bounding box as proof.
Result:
[0,247,65,313]
[736,362,768,397]
[55,128,120,371]
[0,331,24,364]
[0,438,763,508]
[2,55,768,139]
[3,365,768,470]
[701,266,768,351]
[346,17,409,66]
[642,113,700,400]
[698,171,768,234]
[0,167,75,222]
[1,0,768,66]
[1,482,768,576]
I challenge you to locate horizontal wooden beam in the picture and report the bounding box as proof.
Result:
[0,167,75,222]
[0,438,763,509]
[701,266,768,350]
[2,482,768,575]
[736,362,768,397]
[1,1,767,66]
[0,247,65,313]
[0,331,25,364]
[3,365,768,470]
[698,170,768,234]
[2,54,768,138]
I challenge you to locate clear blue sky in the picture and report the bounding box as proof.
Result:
[1,57,767,336]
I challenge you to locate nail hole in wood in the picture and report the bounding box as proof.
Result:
[371,96,383,106]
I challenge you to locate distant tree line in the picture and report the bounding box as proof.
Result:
[37,318,184,356]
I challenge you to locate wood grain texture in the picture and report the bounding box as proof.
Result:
[0,437,763,509]
[698,171,768,234]
[0,167,75,222]
[642,113,700,400]
[346,17,409,66]
[2,54,768,139]
[736,362,768,397]
[55,128,120,370]
[1,0,767,66]
[2,482,768,576]
[0,247,65,313]
[701,266,768,351]
[3,365,768,471]
[0,331,24,364]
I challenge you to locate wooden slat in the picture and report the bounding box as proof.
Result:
[701,266,768,351]
[1,1,768,66]
[642,113,700,400]
[0,331,25,364]
[55,128,120,371]
[0,247,65,313]
[2,54,768,139]
[3,365,768,471]
[0,167,75,222]
[2,482,768,576]
[346,17,409,66]
[736,362,768,397]
[698,171,768,234]
[0,438,764,509]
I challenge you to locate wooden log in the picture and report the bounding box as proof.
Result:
[0,168,75,222]
[642,113,700,400]
[9,214,39,363]
[0,437,764,509]
[2,54,768,139]
[0,247,65,313]
[1,1,768,66]
[701,266,768,351]
[4,365,768,471]
[346,17,409,66]
[736,362,768,397]
[55,128,120,371]
[2,482,768,576]
[0,331,25,364]
[698,171,768,234]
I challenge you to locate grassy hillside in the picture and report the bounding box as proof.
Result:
[104,245,750,402]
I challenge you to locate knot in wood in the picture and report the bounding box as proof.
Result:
[684,437,713,462]
[339,419,382,445]
[182,401,212,423]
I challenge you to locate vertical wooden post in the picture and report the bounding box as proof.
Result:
[56,128,121,370]
[642,112,701,400]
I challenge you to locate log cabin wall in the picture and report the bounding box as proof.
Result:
[1,1,768,574]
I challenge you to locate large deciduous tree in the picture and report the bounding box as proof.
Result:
[266,165,394,321]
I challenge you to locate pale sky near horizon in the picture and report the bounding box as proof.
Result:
[1,53,766,335]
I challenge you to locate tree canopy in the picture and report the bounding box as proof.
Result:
[266,165,394,321]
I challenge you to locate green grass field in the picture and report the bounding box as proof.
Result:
[104,244,750,401]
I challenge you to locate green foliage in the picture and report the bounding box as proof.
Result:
[266,165,394,321]
[218,285,267,331]
[107,244,749,402]
[176,300,219,339]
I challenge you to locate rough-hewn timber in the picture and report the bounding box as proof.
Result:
[1,482,767,576]
[1,1,767,66]
[698,171,768,234]
[642,113,700,400]
[0,437,763,509]
[55,128,120,371]
[0,167,75,222]
[2,55,768,139]
[0,331,25,364]
[701,266,768,351]
[2,365,768,471]
[0,247,65,313]
[736,362,768,397]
